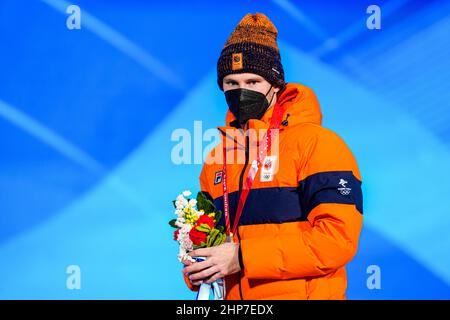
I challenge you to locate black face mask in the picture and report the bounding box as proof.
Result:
[225,86,273,126]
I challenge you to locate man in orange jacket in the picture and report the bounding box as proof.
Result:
[181,12,363,300]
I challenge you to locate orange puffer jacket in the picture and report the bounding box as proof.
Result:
[184,83,363,300]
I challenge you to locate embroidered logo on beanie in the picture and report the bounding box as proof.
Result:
[232,53,243,70]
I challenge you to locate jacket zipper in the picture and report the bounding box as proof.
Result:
[236,134,249,300]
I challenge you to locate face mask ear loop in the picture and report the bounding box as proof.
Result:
[266,85,275,107]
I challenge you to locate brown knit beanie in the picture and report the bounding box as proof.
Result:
[217,13,285,91]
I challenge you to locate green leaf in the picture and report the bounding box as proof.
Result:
[213,233,226,246]
[206,234,214,247]
[168,219,178,229]
[172,200,177,209]
[196,192,215,214]
[214,210,222,226]
[207,228,220,247]
[206,232,213,247]
[216,225,224,233]
[196,223,211,232]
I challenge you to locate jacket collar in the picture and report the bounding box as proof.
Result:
[218,83,322,147]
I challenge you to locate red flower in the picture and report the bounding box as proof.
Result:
[189,228,207,246]
[196,215,214,229]
[174,228,180,241]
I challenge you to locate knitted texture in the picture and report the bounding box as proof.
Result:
[217,13,285,90]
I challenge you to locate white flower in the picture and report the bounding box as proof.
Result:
[195,209,204,218]
[173,190,198,263]
[181,237,193,252]
[177,247,187,262]
[182,190,192,197]
[178,249,195,263]
[175,201,184,209]
[181,224,192,234]
[175,219,184,228]
[175,199,188,209]
[176,228,195,263]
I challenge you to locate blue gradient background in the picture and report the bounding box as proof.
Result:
[0,0,449,299]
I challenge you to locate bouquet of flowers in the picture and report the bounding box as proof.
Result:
[169,190,227,299]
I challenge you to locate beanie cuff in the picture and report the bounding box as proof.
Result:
[217,42,285,91]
